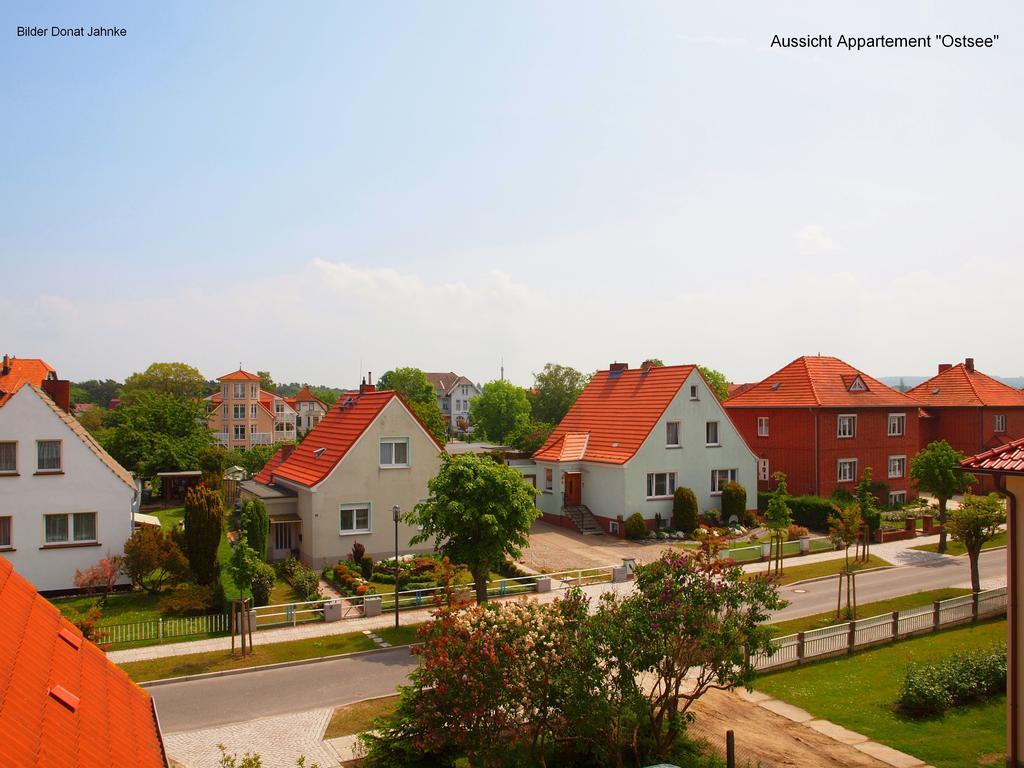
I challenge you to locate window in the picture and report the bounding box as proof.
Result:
[995,414,1007,433]
[711,468,738,494]
[705,421,720,446]
[0,516,11,548]
[666,421,680,447]
[837,459,857,483]
[523,474,537,488]
[757,417,769,437]
[888,413,906,437]
[848,376,867,392]
[646,472,677,498]
[251,424,257,435]
[43,512,96,545]
[251,384,258,398]
[461,385,469,396]
[837,415,856,439]
[888,455,906,479]
[544,468,553,491]
[37,441,61,472]
[251,403,258,418]
[609,520,619,535]
[0,442,16,473]
[758,458,770,481]
[889,491,907,506]
[221,384,228,398]
[339,505,370,534]
[234,425,246,440]
[275,402,285,414]
[380,438,410,467]
[232,383,245,399]
[233,404,246,419]
[689,385,699,400]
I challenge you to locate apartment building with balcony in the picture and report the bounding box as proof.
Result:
[206,369,303,449]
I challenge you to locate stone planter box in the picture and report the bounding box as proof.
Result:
[799,536,810,554]
[323,600,343,623]
[363,595,383,617]
[760,542,772,560]
[535,576,552,593]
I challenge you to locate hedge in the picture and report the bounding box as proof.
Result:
[757,492,833,531]
[897,645,1006,717]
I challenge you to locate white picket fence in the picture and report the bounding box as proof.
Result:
[752,586,1008,671]
[99,612,232,645]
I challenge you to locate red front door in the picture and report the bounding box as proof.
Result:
[564,473,581,507]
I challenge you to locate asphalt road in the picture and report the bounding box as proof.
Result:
[152,548,1006,733]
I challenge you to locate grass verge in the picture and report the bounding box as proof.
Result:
[766,588,971,637]
[910,531,1007,556]
[325,695,400,739]
[748,554,891,587]
[755,619,1007,768]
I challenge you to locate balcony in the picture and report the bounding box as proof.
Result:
[251,433,273,446]
[214,432,230,446]
[273,411,297,425]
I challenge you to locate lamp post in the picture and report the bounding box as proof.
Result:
[392,504,401,628]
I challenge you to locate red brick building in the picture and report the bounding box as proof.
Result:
[724,356,922,504]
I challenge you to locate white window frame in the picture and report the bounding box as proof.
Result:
[705,421,720,446]
[251,403,258,418]
[0,441,16,474]
[544,468,553,492]
[837,414,856,439]
[888,455,906,480]
[233,404,246,419]
[757,458,770,481]
[36,440,62,473]
[339,504,371,535]
[0,516,11,549]
[233,424,246,440]
[379,437,410,468]
[43,512,97,545]
[711,468,738,495]
[232,383,246,399]
[251,384,258,398]
[646,472,677,499]
[757,417,769,437]
[689,385,699,401]
[887,413,906,437]
[666,421,681,448]
[837,458,857,483]
[889,490,907,506]
[995,414,1007,433]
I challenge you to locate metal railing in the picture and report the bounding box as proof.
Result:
[752,586,1007,671]
[250,433,272,445]
[214,432,230,446]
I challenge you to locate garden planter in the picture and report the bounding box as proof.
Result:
[612,566,627,583]
[799,536,810,554]
[535,576,552,593]
[760,542,771,561]
[904,517,917,534]
[363,595,382,617]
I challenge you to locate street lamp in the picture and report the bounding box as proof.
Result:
[392,504,401,628]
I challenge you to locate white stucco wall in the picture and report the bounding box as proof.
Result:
[0,387,137,592]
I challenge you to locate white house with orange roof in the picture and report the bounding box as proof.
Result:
[0,355,139,593]
[521,361,758,536]
[239,381,444,565]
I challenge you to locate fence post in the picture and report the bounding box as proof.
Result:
[891,610,899,641]
[847,620,856,655]
[972,591,979,622]
[796,631,805,663]
[158,617,163,642]
[726,730,735,768]
[933,600,941,632]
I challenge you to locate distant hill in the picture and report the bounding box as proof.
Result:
[879,375,1024,392]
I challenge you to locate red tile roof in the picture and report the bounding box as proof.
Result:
[253,444,296,485]
[534,365,696,465]
[425,372,473,395]
[260,390,443,487]
[908,362,1024,408]
[291,385,327,406]
[0,557,166,768]
[217,369,261,382]
[961,437,1024,475]
[0,357,56,407]
[724,356,919,409]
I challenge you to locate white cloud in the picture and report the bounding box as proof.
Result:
[796,225,839,256]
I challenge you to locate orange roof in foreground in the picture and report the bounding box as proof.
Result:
[0,557,166,768]
[0,357,55,407]
[961,437,1024,475]
[534,365,696,464]
[724,356,919,409]
[263,390,443,487]
[908,363,1024,408]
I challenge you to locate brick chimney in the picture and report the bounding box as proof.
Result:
[938,363,952,374]
[359,372,376,394]
[42,379,72,414]
[1,354,9,376]
[965,357,975,373]
[609,362,628,373]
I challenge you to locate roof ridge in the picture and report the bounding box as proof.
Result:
[800,357,824,406]
[959,363,985,403]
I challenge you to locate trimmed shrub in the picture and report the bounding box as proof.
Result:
[787,495,834,531]
[243,499,270,562]
[721,482,747,524]
[360,554,374,580]
[280,556,300,581]
[786,524,810,540]
[625,512,648,540]
[251,562,276,607]
[159,584,214,615]
[897,646,1006,717]
[351,540,366,565]
[291,563,320,601]
[672,487,699,534]
[182,483,224,586]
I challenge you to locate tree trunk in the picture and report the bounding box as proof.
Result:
[969,546,981,593]
[473,565,489,603]
[937,496,948,554]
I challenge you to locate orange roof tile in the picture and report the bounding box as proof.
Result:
[908,362,1024,408]
[253,444,296,485]
[261,390,443,487]
[961,437,1024,474]
[723,356,919,409]
[292,385,327,406]
[534,365,696,464]
[217,369,261,382]
[0,557,166,768]
[0,357,56,407]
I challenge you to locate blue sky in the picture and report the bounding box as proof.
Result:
[2,2,1021,386]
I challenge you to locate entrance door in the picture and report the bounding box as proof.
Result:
[564,473,582,507]
[271,522,295,560]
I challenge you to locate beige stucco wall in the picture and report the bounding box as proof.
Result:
[1008,474,1024,766]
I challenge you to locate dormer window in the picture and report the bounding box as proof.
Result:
[848,376,867,392]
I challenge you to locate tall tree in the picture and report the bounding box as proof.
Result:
[198,446,227,490]
[73,378,122,406]
[121,525,189,594]
[698,366,730,401]
[764,471,792,576]
[910,441,976,554]
[379,367,447,443]
[948,493,1006,592]
[182,484,223,586]
[243,499,270,562]
[470,379,532,444]
[100,392,214,478]
[855,467,881,532]
[257,371,277,392]
[122,362,207,400]
[827,502,863,572]
[408,453,539,603]
[528,363,588,425]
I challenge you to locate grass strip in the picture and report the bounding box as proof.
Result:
[747,554,891,587]
[910,531,1007,556]
[324,695,400,739]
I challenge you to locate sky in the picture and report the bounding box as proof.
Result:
[2,1,1021,387]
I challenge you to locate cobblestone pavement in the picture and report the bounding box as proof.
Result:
[164,707,339,768]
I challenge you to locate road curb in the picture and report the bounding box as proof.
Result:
[780,565,896,588]
[138,643,417,688]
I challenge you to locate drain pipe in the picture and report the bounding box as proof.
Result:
[998,473,1019,768]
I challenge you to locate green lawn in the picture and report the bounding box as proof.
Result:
[755,619,1007,768]
[767,588,972,637]
[325,695,400,738]
[151,506,185,531]
[748,554,891,586]
[911,531,1008,556]
[52,590,164,624]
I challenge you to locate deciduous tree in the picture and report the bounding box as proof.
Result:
[378,367,447,443]
[469,379,531,444]
[122,362,207,400]
[122,525,189,593]
[698,366,731,401]
[528,363,588,425]
[911,441,976,554]
[948,493,1006,592]
[764,472,793,575]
